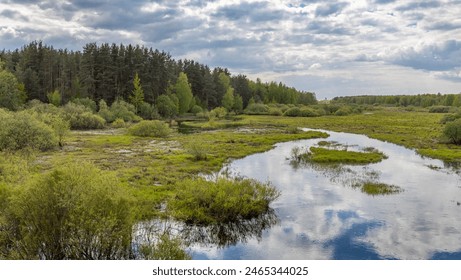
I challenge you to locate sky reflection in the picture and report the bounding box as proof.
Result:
[189,130,461,260]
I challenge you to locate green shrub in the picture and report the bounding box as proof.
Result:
[186,141,208,161]
[68,111,106,130]
[129,120,171,137]
[443,119,461,144]
[190,105,203,115]
[138,102,156,120]
[97,99,115,122]
[429,106,451,113]
[156,95,179,118]
[300,107,319,117]
[0,111,58,151]
[110,99,141,122]
[284,107,302,117]
[209,107,227,119]
[2,162,133,259]
[268,107,282,116]
[72,97,97,112]
[169,177,280,224]
[244,103,269,115]
[112,118,126,128]
[334,106,353,116]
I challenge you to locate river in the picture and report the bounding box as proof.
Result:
[187,129,461,260]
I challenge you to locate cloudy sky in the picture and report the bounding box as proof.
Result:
[1,0,461,99]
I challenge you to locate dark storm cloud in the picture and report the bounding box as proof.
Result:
[393,40,461,71]
[314,2,349,17]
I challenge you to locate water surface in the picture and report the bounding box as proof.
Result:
[189,129,461,260]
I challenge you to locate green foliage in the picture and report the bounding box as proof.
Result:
[46,90,62,107]
[169,177,280,224]
[0,68,26,110]
[244,103,269,115]
[139,233,191,260]
[128,120,172,138]
[306,147,386,164]
[109,99,141,122]
[360,182,402,196]
[175,72,193,114]
[190,105,203,115]
[443,119,461,145]
[222,87,234,111]
[0,110,58,151]
[209,107,227,119]
[97,99,114,122]
[130,73,144,113]
[72,97,97,112]
[2,162,133,259]
[268,107,283,116]
[233,94,243,113]
[429,106,450,113]
[112,118,126,128]
[283,107,302,117]
[334,106,353,116]
[156,95,178,118]
[138,101,157,120]
[186,141,208,161]
[62,102,106,129]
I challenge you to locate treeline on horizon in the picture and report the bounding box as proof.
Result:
[332,93,461,108]
[0,41,317,113]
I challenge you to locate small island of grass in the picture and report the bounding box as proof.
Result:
[360,182,403,196]
[304,147,387,164]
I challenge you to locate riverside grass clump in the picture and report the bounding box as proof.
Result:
[360,182,402,196]
[290,146,387,165]
[308,147,387,164]
[169,177,281,225]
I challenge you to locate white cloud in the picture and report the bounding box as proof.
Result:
[1,0,460,97]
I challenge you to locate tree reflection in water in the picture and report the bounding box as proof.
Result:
[180,209,279,248]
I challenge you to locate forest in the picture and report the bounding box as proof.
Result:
[0,41,316,114]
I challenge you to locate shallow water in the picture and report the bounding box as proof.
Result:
[189,129,461,260]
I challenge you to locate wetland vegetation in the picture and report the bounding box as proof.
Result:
[2,42,461,259]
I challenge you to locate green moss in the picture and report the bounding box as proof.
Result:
[307,147,386,164]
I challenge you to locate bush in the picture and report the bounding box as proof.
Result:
[300,107,319,117]
[284,107,302,117]
[209,107,227,119]
[244,103,269,115]
[112,118,126,128]
[67,111,106,130]
[429,106,451,113]
[62,102,106,129]
[72,97,97,112]
[129,120,171,137]
[2,162,133,259]
[156,95,179,118]
[334,106,353,116]
[0,111,58,151]
[169,177,280,224]
[138,102,157,120]
[186,141,208,161]
[268,107,282,116]
[443,119,461,144]
[110,99,141,122]
[190,105,203,115]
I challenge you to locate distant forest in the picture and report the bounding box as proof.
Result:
[0,41,317,111]
[332,93,461,108]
